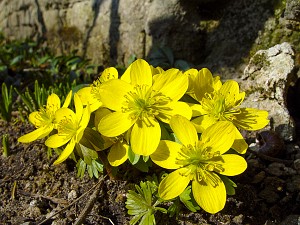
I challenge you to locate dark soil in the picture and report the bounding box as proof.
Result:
[1,116,300,225]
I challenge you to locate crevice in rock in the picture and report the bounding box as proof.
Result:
[82,0,103,59]
[286,73,300,141]
[34,0,47,41]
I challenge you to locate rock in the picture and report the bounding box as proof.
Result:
[294,159,300,173]
[266,162,297,176]
[280,214,300,225]
[259,188,280,203]
[67,189,77,201]
[286,175,300,192]
[284,0,300,22]
[0,0,204,67]
[232,214,244,224]
[241,42,297,141]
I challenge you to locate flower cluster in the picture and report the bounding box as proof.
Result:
[18,59,269,214]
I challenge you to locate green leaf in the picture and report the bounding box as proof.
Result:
[126,181,165,225]
[128,146,140,165]
[87,164,93,178]
[179,186,200,212]
[133,157,152,173]
[159,122,174,141]
[0,83,12,121]
[76,159,87,178]
[92,160,104,173]
[174,59,190,71]
[80,127,105,151]
[10,55,24,65]
[79,144,98,165]
[220,175,237,196]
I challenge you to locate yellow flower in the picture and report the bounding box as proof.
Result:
[151,115,247,214]
[190,68,269,153]
[98,59,192,156]
[18,91,72,143]
[94,108,130,166]
[77,67,118,112]
[45,93,90,165]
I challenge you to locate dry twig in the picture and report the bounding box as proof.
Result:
[37,175,106,225]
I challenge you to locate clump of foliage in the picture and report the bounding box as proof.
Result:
[147,45,191,71]
[0,34,100,122]
[17,57,269,224]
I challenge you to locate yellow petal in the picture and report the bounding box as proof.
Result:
[184,68,198,95]
[98,112,134,137]
[77,87,101,112]
[74,93,83,122]
[47,93,61,112]
[45,134,71,148]
[169,101,192,120]
[128,59,152,86]
[213,76,222,90]
[233,108,269,131]
[76,105,91,142]
[189,103,204,117]
[55,108,76,124]
[53,138,76,165]
[170,115,198,146]
[192,173,226,214]
[100,79,133,111]
[194,68,214,101]
[99,67,118,83]
[158,168,191,200]
[130,118,161,156]
[156,101,192,124]
[191,114,217,132]
[153,69,188,101]
[201,121,236,155]
[18,125,53,143]
[219,80,240,99]
[231,128,248,154]
[77,87,97,107]
[94,108,112,128]
[150,65,164,75]
[120,63,132,83]
[108,141,129,166]
[62,90,72,108]
[150,140,182,169]
[215,154,247,176]
[29,111,48,127]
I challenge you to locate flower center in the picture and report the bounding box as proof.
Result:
[121,85,172,123]
[34,107,54,127]
[201,92,240,121]
[175,143,224,184]
[57,116,78,138]
[91,79,102,102]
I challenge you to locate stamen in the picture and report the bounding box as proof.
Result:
[121,84,172,122]
[57,116,78,137]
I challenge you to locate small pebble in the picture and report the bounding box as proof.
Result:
[293,159,300,173]
[68,190,77,201]
[29,200,37,207]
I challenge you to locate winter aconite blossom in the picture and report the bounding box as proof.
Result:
[151,115,247,214]
[45,93,90,165]
[189,68,269,153]
[18,91,72,143]
[77,67,119,112]
[94,108,130,166]
[98,59,192,156]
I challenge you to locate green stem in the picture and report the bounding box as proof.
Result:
[97,151,116,180]
[2,134,9,157]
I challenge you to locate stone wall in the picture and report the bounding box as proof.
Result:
[0,0,299,76]
[0,0,204,67]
